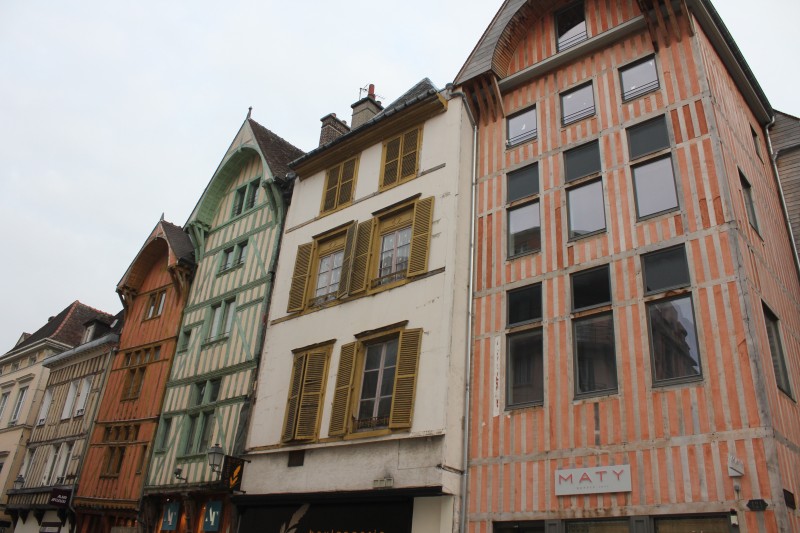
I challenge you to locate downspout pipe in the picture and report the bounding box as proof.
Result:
[765,116,800,283]
[445,82,477,533]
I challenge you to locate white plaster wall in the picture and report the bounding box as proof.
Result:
[244,97,472,499]
[411,496,454,533]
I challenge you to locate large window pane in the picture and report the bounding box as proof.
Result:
[562,83,595,125]
[649,295,701,383]
[740,172,760,232]
[566,519,629,533]
[568,180,605,238]
[508,164,539,202]
[628,115,669,159]
[508,284,542,326]
[633,157,678,218]
[507,329,544,406]
[764,305,793,397]
[654,516,729,533]
[642,246,690,294]
[508,202,541,256]
[565,140,601,182]
[557,2,587,52]
[574,313,617,395]
[508,107,537,145]
[495,523,545,533]
[572,265,611,310]
[620,56,659,101]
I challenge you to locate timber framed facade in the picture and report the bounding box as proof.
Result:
[457,1,800,532]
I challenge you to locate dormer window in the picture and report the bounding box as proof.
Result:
[82,324,96,344]
[556,2,587,52]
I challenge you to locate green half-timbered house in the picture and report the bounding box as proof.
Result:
[142,114,302,533]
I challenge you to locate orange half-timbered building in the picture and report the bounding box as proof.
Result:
[74,219,195,533]
[457,1,800,532]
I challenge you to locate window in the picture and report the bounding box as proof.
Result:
[122,368,146,400]
[156,417,172,451]
[12,362,19,371]
[232,186,246,217]
[508,284,542,326]
[219,240,248,273]
[52,442,72,485]
[751,126,763,160]
[37,389,53,425]
[507,163,539,203]
[653,516,730,532]
[220,247,235,273]
[507,329,544,407]
[74,376,92,416]
[183,411,214,455]
[207,299,236,341]
[81,324,95,344]
[236,240,248,266]
[43,445,59,486]
[571,266,617,396]
[10,386,27,424]
[321,158,358,213]
[556,1,587,52]
[287,197,434,313]
[381,128,422,190]
[643,246,701,384]
[568,180,606,238]
[282,345,332,442]
[144,290,166,320]
[565,141,601,182]
[561,83,594,125]
[245,179,260,210]
[103,446,126,476]
[328,328,422,437]
[740,171,760,233]
[763,305,793,397]
[178,328,193,352]
[508,203,541,257]
[0,391,9,420]
[627,116,679,219]
[628,116,670,159]
[507,107,537,146]
[193,378,221,406]
[620,56,659,101]
[231,178,260,217]
[566,520,630,532]
[61,381,79,420]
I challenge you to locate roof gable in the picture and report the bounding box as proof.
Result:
[117,218,195,293]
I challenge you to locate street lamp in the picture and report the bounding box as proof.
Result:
[207,443,224,473]
[12,475,24,490]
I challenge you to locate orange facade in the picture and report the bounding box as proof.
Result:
[75,221,194,532]
[461,1,800,532]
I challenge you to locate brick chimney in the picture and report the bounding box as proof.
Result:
[351,84,384,130]
[319,113,350,147]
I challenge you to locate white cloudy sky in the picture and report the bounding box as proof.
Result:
[0,1,797,352]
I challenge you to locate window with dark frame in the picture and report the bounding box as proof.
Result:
[620,56,659,101]
[232,186,246,217]
[643,246,702,384]
[565,141,601,182]
[751,126,763,160]
[508,202,541,257]
[245,179,260,210]
[507,163,539,202]
[556,2,587,52]
[508,284,542,326]
[740,171,760,233]
[571,265,617,396]
[507,107,537,146]
[628,116,678,219]
[568,180,605,238]
[156,417,172,451]
[763,304,793,397]
[507,329,544,407]
[561,83,595,125]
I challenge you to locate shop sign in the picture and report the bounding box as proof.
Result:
[162,501,180,531]
[238,500,412,533]
[49,488,71,507]
[555,465,632,496]
[204,500,223,532]
[222,455,245,492]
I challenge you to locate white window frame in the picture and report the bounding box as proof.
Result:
[10,386,27,424]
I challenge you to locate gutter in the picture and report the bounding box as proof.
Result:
[445,83,477,533]
[765,117,800,283]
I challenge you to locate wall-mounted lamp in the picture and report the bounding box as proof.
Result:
[207,443,224,477]
[12,475,24,490]
[173,467,188,483]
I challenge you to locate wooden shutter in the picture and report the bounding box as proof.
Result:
[295,350,328,440]
[281,354,305,442]
[348,219,375,294]
[407,197,434,277]
[381,137,401,188]
[328,342,357,436]
[400,129,420,180]
[322,165,341,213]
[389,328,422,429]
[338,158,356,206]
[287,243,313,312]
[337,223,357,298]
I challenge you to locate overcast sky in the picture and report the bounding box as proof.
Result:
[0,1,797,352]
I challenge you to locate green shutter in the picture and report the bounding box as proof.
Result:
[389,328,422,429]
[407,197,434,277]
[287,243,313,313]
[328,342,357,436]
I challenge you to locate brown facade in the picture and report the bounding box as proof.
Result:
[459,1,800,532]
[74,221,194,533]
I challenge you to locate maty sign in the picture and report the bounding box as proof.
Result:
[555,465,632,496]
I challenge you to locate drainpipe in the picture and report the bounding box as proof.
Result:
[765,116,800,283]
[445,83,477,533]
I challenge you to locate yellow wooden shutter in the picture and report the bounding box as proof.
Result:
[295,350,328,440]
[381,137,401,188]
[281,354,305,442]
[337,223,357,299]
[322,164,341,213]
[407,197,434,277]
[348,219,376,294]
[400,129,420,180]
[328,342,357,436]
[287,243,313,313]
[389,328,422,429]
[338,158,356,206]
